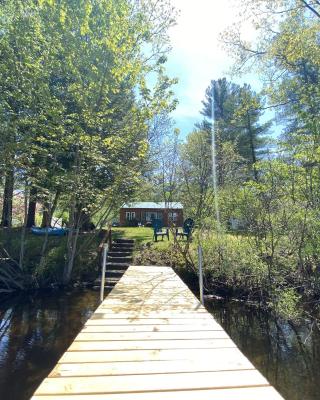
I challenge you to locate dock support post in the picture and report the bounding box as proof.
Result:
[198,245,204,304]
[100,244,108,302]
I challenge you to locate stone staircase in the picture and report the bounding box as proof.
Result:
[96,238,134,292]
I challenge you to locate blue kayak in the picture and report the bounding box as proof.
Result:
[31,227,67,236]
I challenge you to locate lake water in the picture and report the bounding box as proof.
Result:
[207,300,320,400]
[0,289,320,399]
[0,289,99,400]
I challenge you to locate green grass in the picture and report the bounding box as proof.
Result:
[111,227,175,250]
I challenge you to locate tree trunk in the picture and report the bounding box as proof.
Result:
[63,227,79,284]
[247,112,258,181]
[19,184,29,270]
[41,202,51,228]
[50,190,60,225]
[63,200,79,284]
[26,186,37,228]
[41,190,61,228]
[1,167,14,228]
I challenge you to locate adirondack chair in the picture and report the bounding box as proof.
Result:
[153,219,169,242]
[176,218,194,240]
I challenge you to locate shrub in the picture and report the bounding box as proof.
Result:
[199,233,268,297]
[271,288,302,321]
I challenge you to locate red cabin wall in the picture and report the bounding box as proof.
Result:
[119,208,184,226]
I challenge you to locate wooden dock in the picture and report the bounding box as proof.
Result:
[32,265,285,400]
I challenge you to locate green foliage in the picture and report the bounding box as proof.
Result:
[113,226,176,251]
[179,129,213,223]
[199,233,268,294]
[200,78,271,179]
[173,0,319,322]
[134,243,185,268]
[0,0,177,284]
[34,244,66,284]
[272,288,302,321]
[0,228,101,289]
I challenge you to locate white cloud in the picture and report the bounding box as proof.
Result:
[167,0,258,135]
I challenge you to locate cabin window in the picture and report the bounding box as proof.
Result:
[169,212,178,222]
[126,212,135,221]
[146,211,163,222]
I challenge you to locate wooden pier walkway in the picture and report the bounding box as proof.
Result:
[32,265,284,400]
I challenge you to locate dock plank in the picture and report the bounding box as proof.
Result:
[59,347,249,363]
[68,338,236,351]
[32,386,284,400]
[82,323,224,332]
[75,330,229,340]
[50,357,255,377]
[31,265,285,399]
[34,370,269,394]
[84,318,221,326]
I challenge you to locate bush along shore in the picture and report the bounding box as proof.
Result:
[2,223,320,326]
[134,234,320,324]
[0,228,104,295]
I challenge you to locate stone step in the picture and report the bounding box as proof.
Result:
[107,256,132,264]
[104,263,130,271]
[112,242,134,248]
[105,269,127,278]
[108,251,132,257]
[92,238,135,290]
[113,238,134,244]
[106,262,130,269]
[111,246,134,252]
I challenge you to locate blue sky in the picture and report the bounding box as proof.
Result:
[166,0,265,139]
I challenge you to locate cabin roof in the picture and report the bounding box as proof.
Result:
[122,202,183,210]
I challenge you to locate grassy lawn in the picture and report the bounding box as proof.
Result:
[111,227,176,250]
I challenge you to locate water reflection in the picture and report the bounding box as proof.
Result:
[0,290,99,400]
[207,300,320,400]
[1,290,320,400]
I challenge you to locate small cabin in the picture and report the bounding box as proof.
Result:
[120,202,184,227]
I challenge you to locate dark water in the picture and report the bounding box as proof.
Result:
[0,289,99,400]
[1,291,320,400]
[207,300,320,400]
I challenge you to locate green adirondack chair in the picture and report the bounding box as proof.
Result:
[153,219,169,242]
[176,218,194,240]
